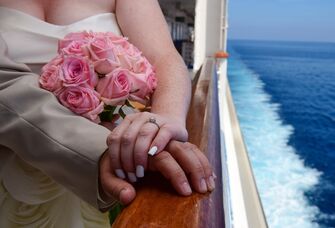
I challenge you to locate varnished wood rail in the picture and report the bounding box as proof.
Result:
[112,58,224,228]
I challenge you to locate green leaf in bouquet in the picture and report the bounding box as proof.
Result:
[99,111,111,122]
[99,105,117,121]
[109,202,124,224]
[104,105,117,112]
[100,108,117,122]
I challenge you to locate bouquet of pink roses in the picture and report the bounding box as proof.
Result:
[39,31,157,123]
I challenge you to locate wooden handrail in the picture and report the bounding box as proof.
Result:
[112,58,224,227]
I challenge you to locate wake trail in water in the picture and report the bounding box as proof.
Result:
[228,50,321,228]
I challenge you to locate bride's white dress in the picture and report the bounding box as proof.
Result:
[0,7,122,227]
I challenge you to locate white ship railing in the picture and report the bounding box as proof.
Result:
[218,58,268,228]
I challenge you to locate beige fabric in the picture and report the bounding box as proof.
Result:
[0,7,122,227]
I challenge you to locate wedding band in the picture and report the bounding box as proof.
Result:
[148,117,160,129]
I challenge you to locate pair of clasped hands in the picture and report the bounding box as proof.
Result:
[99,112,216,205]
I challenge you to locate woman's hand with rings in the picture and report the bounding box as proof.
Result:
[106,111,188,182]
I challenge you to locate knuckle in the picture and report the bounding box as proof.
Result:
[107,132,121,144]
[193,164,205,175]
[109,154,120,163]
[134,151,146,165]
[142,111,150,117]
[154,151,171,163]
[204,163,213,177]
[139,112,148,118]
[174,143,185,152]
[138,128,152,137]
[121,133,133,146]
[136,111,149,120]
[159,127,172,141]
[182,142,198,152]
[161,124,172,131]
[190,144,199,151]
[172,169,186,181]
[183,142,192,147]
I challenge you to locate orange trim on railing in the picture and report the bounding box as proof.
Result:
[215,51,229,59]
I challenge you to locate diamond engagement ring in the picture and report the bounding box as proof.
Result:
[148,117,160,129]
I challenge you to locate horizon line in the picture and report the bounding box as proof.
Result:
[228,38,335,44]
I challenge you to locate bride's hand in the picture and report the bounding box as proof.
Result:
[106,111,188,181]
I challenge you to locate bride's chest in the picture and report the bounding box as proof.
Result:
[0,0,116,25]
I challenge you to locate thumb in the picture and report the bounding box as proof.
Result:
[99,151,136,205]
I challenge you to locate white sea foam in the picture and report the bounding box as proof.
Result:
[227,55,322,228]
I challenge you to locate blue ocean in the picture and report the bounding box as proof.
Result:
[227,40,335,227]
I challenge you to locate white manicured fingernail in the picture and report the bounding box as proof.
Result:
[148,146,158,156]
[136,165,145,178]
[200,178,208,193]
[115,169,126,179]
[127,172,137,182]
[182,182,192,195]
[208,176,216,191]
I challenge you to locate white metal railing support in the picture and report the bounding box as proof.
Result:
[194,0,227,71]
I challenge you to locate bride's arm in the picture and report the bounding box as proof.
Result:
[109,0,192,180]
[116,0,191,123]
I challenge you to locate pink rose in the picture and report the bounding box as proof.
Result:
[64,31,93,41]
[41,55,64,72]
[40,56,64,92]
[109,36,131,49]
[96,69,131,106]
[61,56,98,88]
[58,86,104,123]
[94,32,121,41]
[116,52,132,70]
[93,32,129,49]
[39,65,63,93]
[88,37,117,61]
[132,57,152,74]
[110,40,140,69]
[146,70,158,92]
[124,44,142,57]
[113,44,149,72]
[60,40,89,57]
[58,31,93,51]
[94,59,120,75]
[128,70,157,105]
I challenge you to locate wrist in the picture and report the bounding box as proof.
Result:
[151,111,187,127]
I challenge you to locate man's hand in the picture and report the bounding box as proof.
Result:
[99,141,215,206]
[148,141,215,195]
